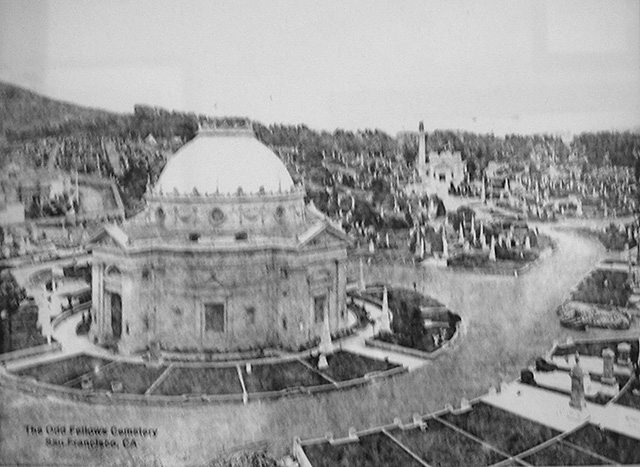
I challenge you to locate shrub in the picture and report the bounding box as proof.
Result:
[571,270,631,306]
[447,254,488,268]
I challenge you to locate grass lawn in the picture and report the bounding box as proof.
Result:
[521,440,615,465]
[305,352,398,382]
[150,366,242,396]
[5,332,50,352]
[3,306,50,353]
[66,361,168,394]
[15,354,112,385]
[563,424,640,465]
[242,361,331,393]
[388,421,507,467]
[302,433,424,467]
[438,402,559,456]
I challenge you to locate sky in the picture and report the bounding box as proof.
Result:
[1,0,639,136]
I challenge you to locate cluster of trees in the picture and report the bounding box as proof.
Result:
[401,129,640,181]
[253,123,397,158]
[0,270,27,353]
[572,132,640,167]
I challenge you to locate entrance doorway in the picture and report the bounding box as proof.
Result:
[110,293,122,339]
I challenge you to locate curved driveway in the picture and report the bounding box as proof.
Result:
[1,224,634,464]
[269,224,627,447]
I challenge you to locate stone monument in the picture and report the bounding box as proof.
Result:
[379,286,392,334]
[601,348,617,386]
[569,353,587,410]
[317,305,334,370]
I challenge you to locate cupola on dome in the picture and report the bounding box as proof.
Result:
[155,126,294,196]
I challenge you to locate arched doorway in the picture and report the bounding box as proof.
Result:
[110,293,122,339]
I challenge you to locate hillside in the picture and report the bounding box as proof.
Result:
[0,81,117,140]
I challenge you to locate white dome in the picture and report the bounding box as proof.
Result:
[155,129,294,195]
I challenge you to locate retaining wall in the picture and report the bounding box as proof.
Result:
[0,342,62,363]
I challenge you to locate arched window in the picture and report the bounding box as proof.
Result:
[105,265,121,276]
[156,207,166,225]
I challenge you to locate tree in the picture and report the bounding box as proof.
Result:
[0,271,26,353]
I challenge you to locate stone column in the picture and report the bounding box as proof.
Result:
[601,348,616,385]
[358,257,366,291]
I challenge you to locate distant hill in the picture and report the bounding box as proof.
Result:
[0,81,117,140]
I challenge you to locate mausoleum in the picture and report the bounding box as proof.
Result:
[89,121,351,354]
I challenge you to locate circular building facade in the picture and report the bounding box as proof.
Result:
[89,125,351,354]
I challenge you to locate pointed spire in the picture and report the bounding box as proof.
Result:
[489,236,497,261]
[379,287,391,333]
[418,121,426,177]
[441,228,449,259]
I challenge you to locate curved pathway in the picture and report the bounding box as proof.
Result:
[0,223,630,466]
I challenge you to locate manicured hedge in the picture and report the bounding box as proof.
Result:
[376,288,459,353]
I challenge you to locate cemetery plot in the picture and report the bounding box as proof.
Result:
[65,361,167,394]
[387,421,509,467]
[552,338,639,359]
[305,352,399,382]
[438,402,559,456]
[149,366,242,396]
[564,424,640,465]
[571,270,631,307]
[301,433,424,467]
[369,286,460,353]
[520,440,615,465]
[614,382,640,410]
[241,360,332,393]
[15,354,112,385]
[525,375,616,406]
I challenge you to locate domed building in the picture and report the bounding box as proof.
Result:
[89,122,351,354]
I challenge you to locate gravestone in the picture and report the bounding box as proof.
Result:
[110,380,123,393]
[617,343,631,366]
[81,377,93,390]
[601,348,616,385]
